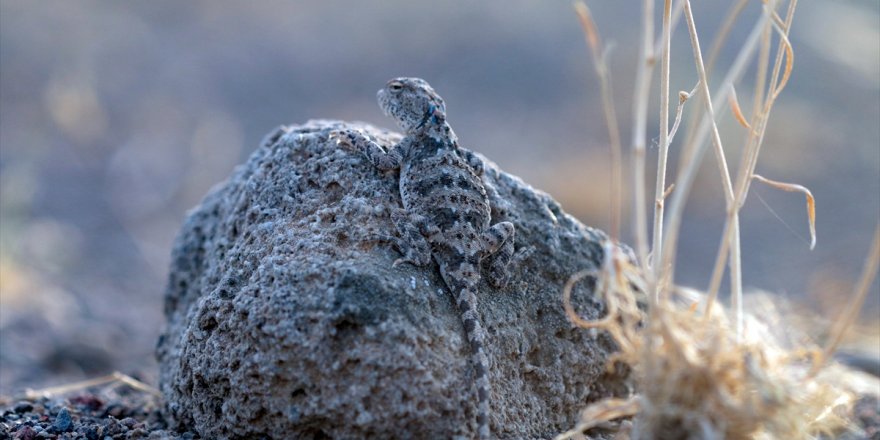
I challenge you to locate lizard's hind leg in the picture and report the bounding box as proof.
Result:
[479,222,515,288]
[480,222,533,288]
[388,209,434,268]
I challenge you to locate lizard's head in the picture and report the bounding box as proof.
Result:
[377,77,446,132]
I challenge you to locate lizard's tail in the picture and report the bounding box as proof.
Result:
[454,287,491,440]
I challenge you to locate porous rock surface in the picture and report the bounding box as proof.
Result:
[156,120,628,439]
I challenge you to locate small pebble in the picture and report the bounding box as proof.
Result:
[14,426,37,440]
[13,402,34,414]
[51,407,72,432]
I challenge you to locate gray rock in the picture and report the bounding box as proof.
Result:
[156,120,628,439]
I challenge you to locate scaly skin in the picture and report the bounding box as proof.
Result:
[332,77,527,439]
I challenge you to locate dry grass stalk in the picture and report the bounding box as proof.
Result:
[640,0,686,285]
[574,1,624,242]
[678,0,753,181]
[679,0,746,329]
[631,0,655,273]
[562,0,873,438]
[737,0,797,202]
[19,371,162,400]
[703,0,798,326]
[657,5,772,297]
[651,0,673,289]
[653,83,696,288]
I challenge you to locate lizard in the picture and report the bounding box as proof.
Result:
[331,77,527,439]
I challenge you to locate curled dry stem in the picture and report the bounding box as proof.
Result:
[563,240,646,361]
[555,396,641,440]
[752,174,817,249]
[729,86,752,130]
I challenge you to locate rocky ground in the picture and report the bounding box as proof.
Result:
[1,391,876,439]
[0,380,197,440]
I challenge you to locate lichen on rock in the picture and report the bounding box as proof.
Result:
[156,120,627,439]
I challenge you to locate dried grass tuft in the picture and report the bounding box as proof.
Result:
[563,0,877,438]
[557,250,873,439]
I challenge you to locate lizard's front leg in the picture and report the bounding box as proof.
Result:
[331,129,402,171]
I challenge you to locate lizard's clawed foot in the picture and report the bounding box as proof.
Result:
[392,250,432,268]
[369,232,431,268]
[392,257,414,268]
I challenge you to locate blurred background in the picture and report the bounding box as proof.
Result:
[1,1,877,394]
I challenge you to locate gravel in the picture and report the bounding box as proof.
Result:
[0,386,197,440]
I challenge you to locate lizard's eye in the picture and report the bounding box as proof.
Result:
[389,82,404,92]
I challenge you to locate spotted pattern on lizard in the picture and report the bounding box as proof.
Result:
[332,77,528,439]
